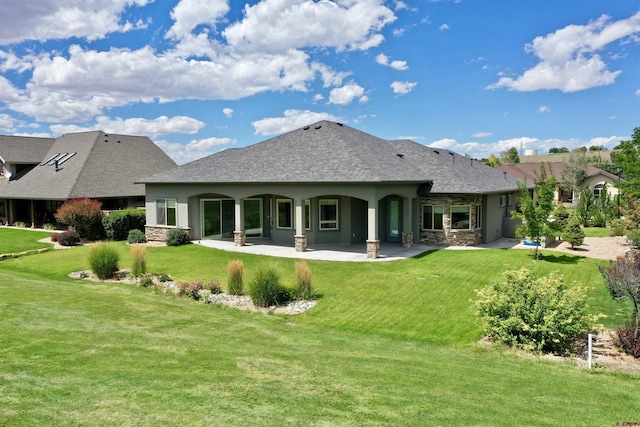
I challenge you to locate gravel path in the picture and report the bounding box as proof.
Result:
[543,236,631,260]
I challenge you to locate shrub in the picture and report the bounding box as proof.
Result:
[178,280,203,300]
[609,218,626,237]
[227,260,244,295]
[102,209,146,241]
[140,276,154,288]
[56,230,81,246]
[158,274,172,283]
[13,221,26,228]
[627,230,640,250]
[88,243,120,280]
[205,280,223,294]
[294,260,314,300]
[130,244,147,277]
[166,228,191,246]
[617,321,640,358]
[43,223,56,231]
[473,266,598,354]
[248,266,290,307]
[55,198,103,238]
[563,215,585,249]
[127,229,147,244]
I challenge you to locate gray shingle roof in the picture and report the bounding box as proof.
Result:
[0,131,177,200]
[141,121,525,194]
[0,135,55,163]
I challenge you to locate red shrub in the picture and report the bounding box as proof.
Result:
[55,198,103,237]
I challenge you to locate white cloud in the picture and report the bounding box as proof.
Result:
[538,105,551,113]
[252,109,340,135]
[49,115,205,137]
[329,83,366,105]
[0,0,151,44]
[223,108,234,118]
[472,132,492,138]
[166,0,230,40]
[439,23,450,31]
[390,80,417,94]
[0,113,23,132]
[488,12,640,92]
[222,0,396,53]
[312,94,324,102]
[636,88,640,95]
[155,138,234,165]
[375,53,408,70]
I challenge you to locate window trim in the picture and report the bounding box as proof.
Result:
[276,199,293,229]
[304,199,311,231]
[157,198,177,226]
[475,204,482,229]
[422,204,444,231]
[450,205,471,230]
[499,195,506,207]
[319,199,339,230]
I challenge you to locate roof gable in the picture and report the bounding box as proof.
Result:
[0,135,55,163]
[0,131,177,200]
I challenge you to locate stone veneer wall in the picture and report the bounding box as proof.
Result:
[146,225,192,242]
[419,194,482,246]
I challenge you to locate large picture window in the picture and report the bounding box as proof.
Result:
[319,199,338,230]
[157,198,177,226]
[277,199,293,229]
[422,205,444,230]
[451,206,471,230]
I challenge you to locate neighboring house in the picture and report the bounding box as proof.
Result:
[0,131,177,227]
[499,162,620,204]
[140,121,526,258]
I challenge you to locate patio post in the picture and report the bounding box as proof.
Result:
[402,197,413,248]
[366,199,379,259]
[294,198,307,252]
[233,198,245,246]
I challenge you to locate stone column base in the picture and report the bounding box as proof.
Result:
[366,240,380,259]
[402,232,413,248]
[233,231,246,247]
[294,235,307,252]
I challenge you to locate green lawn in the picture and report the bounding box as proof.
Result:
[0,227,53,254]
[582,227,613,237]
[0,230,638,425]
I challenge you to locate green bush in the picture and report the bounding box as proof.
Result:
[248,267,290,307]
[294,260,314,300]
[609,218,626,236]
[102,209,146,241]
[627,230,640,249]
[226,260,244,295]
[140,276,154,288]
[88,243,120,280]
[127,229,147,244]
[563,215,585,249]
[166,228,191,246]
[473,266,598,354]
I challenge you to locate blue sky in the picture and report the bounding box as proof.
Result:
[0,1,638,164]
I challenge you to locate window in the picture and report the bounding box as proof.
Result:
[277,199,293,229]
[422,205,444,230]
[451,206,471,230]
[319,199,338,230]
[507,194,512,206]
[157,198,177,226]
[304,199,311,230]
[475,204,482,229]
[499,195,506,207]
[594,183,605,198]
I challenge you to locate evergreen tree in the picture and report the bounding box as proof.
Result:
[563,214,585,249]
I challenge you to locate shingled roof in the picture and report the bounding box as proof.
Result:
[142,121,523,194]
[0,131,177,200]
[0,135,55,163]
[500,162,619,183]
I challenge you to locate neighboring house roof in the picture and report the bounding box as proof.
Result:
[0,135,55,163]
[0,131,177,200]
[499,162,619,183]
[141,121,525,194]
